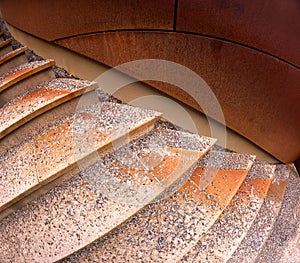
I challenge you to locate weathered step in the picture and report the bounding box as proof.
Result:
[0,129,214,262]
[0,102,161,216]
[0,78,97,140]
[228,163,289,263]
[254,164,300,263]
[0,46,28,75]
[60,151,255,263]
[180,162,275,263]
[0,79,101,153]
[0,38,13,56]
[0,59,55,106]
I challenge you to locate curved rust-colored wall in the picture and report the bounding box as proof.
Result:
[0,0,174,40]
[1,0,299,67]
[177,0,300,67]
[0,0,299,163]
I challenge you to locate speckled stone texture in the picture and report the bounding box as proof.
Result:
[59,152,254,263]
[0,102,161,212]
[0,59,54,88]
[254,164,300,263]
[180,162,275,263]
[228,164,289,263]
[0,129,212,262]
[0,78,97,138]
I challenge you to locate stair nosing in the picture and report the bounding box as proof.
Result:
[0,46,27,65]
[0,79,98,139]
[0,59,55,93]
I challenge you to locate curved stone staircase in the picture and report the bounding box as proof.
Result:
[0,31,299,263]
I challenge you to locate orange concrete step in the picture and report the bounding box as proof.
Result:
[0,78,97,139]
[0,46,28,75]
[0,38,13,56]
[0,79,101,153]
[181,162,275,262]
[0,59,55,106]
[0,102,161,216]
[0,130,214,262]
[60,151,255,262]
[254,164,300,263]
[228,163,289,263]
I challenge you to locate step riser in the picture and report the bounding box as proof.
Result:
[0,89,97,153]
[0,68,55,106]
[0,53,27,75]
[0,45,12,57]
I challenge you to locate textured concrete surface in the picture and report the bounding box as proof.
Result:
[0,102,161,213]
[228,164,289,263]
[0,130,213,262]
[254,164,300,263]
[0,78,97,138]
[181,162,274,262]
[60,152,254,262]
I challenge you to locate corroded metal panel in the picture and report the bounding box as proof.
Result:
[0,0,174,41]
[177,0,300,67]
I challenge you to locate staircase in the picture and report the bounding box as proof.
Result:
[0,30,299,263]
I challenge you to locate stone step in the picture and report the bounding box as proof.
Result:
[0,59,55,106]
[0,46,28,75]
[0,102,161,217]
[0,38,13,56]
[60,151,255,262]
[228,163,289,263]
[181,162,274,262]
[254,164,300,263]
[0,129,214,262]
[0,78,97,143]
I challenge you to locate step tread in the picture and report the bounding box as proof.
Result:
[254,164,300,263]
[0,102,161,213]
[0,59,55,92]
[228,163,289,263]
[181,162,274,262]
[60,151,255,263]
[0,78,97,139]
[0,46,27,65]
[0,130,213,262]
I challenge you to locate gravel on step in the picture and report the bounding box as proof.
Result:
[0,59,53,81]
